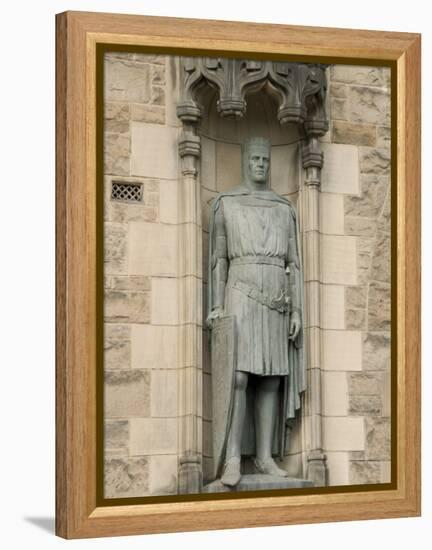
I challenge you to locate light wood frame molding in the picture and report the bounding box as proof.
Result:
[55,10,421,539]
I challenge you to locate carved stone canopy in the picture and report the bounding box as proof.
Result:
[177,57,328,138]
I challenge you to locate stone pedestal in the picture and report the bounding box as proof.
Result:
[202,474,314,493]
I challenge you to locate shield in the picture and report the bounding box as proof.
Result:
[210,315,237,480]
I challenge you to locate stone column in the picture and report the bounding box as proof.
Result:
[301,136,328,486]
[176,117,203,493]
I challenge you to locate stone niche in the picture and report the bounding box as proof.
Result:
[198,86,304,483]
[176,57,330,492]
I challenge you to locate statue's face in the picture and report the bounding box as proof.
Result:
[247,145,270,184]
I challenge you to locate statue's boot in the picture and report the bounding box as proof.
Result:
[254,457,288,477]
[221,456,241,487]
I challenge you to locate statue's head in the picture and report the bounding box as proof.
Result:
[242,137,271,187]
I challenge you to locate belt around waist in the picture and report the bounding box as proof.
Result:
[230,256,285,268]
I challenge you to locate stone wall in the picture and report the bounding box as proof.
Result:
[102,54,392,496]
[103,52,181,498]
[320,65,391,484]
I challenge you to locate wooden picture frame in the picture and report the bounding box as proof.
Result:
[56,10,421,539]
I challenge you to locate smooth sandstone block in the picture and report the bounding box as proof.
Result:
[321,143,359,195]
[131,122,179,180]
[149,455,178,495]
[151,277,179,325]
[321,284,345,330]
[131,324,178,370]
[325,452,350,485]
[151,370,178,417]
[128,222,178,277]
[130,418,178,455]
[323,417,365,451]
[321,235,357,285]
[322,330,362,371]
[322,372,349,416]
[320,193,345,235]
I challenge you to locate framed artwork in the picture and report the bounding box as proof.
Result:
[56,11,421,538]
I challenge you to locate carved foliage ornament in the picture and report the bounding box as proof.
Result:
[177,57,328,137]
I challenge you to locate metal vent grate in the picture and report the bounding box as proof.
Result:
[111,181,143,202]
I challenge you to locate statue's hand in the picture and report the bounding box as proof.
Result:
[206,307,224,329]
[289,312,301,340]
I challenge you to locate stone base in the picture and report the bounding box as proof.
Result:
[202,474,314,493]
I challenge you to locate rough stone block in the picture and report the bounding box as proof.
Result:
[376,126,391,149]
[105,58,151,103]
[149,455,178,495]
[349,86,390,126]
[345,308,366,330]
[346,286,367,309]
[330,65,390,87]
[370,232,391,283]
[359,147,391,175]
[322,330,362,371]
[151,64,165,85]
[321,143,359,195]
[131,324,178,369]
[151,85,165,106]
[377,189,391,234]
[332,121,376,147]
[104,223,128,274]
[348,372,383,396]
[345,216,377,237]
[104,290,151,324]
[131,123,179,179]
[129,418,178,455]
[104,331,131,370]
[368,282,391,330]
[330,97,349,120]
[104,457,149,498]
[357,237,374,284]
[365,418,391,460]
[105,420,129,449]
[344,175,389,218]
[349,395,382,416]
[350,460,381,484]
[362,332,391,371]
[105,370,150,418]
[130,103,165,124]
[104,132,130,176]
[105,102,130,122]
[128,222,178,277]
[109,275,151,292]
[330,83,348,98]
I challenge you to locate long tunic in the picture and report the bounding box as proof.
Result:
[213,191,300,376]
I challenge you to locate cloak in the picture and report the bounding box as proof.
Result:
[207,185,306,472]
